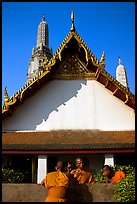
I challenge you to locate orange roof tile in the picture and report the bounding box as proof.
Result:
[2,130,134,146]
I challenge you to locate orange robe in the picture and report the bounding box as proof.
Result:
[42,171,69,202]
[72,169,94,184]
[111,170,125,183]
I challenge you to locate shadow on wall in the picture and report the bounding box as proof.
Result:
[67,184,93,202]
[3,80,87,130]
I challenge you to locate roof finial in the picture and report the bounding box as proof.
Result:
[99,51,106,69]
[4,87,9,102]
[71,10,75,31]
[100,51,105,63]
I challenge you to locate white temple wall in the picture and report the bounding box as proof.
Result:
[2,80,135,131]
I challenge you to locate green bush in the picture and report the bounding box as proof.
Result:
[94,165,135,202]
[114,166,135,202]
[94,169,105,183]
[2,168,25,183]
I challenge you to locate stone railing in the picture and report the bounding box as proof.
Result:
[2,183,117,202]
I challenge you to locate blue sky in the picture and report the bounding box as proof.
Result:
[2,2,135,105]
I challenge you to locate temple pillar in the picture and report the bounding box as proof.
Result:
[37,155,47,184]
[104,154,114,166]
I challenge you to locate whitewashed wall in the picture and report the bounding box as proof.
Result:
[2,80,135,131]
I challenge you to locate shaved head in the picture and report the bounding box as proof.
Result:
[55,161,68,172]
[56,161,63,170]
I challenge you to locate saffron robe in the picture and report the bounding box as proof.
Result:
[111,170,125,183]
[42,171,69,202]
[71,169,94,184]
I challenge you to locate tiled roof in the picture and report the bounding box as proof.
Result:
[2,130,135,151]
[2,143,135,151]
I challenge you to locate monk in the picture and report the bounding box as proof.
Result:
[65,161,78,184]
[102,165,125,183]
[41,161,70,202]
[70,157,94,184]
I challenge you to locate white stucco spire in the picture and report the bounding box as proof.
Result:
[116,57,129,88]
[36,14,48,48]
[26,15,52,83]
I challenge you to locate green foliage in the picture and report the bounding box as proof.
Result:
[114,165,135,202]
[94,169,105,183]
[2,168,25,183]
[112,164,134,174]
[94,165,135,202]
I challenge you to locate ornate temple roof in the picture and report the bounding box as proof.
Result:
[2,12,135,119]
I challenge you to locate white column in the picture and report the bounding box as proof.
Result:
[104,154,114,167]
[37,155,47,184]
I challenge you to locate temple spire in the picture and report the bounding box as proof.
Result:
[116,57,129,88]
[36,15,48,48]
[26,15,53,83]
[71,10,75,31]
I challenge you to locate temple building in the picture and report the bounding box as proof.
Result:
[2,12,135,184]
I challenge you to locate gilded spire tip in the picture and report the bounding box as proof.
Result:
[71,10,75,31]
